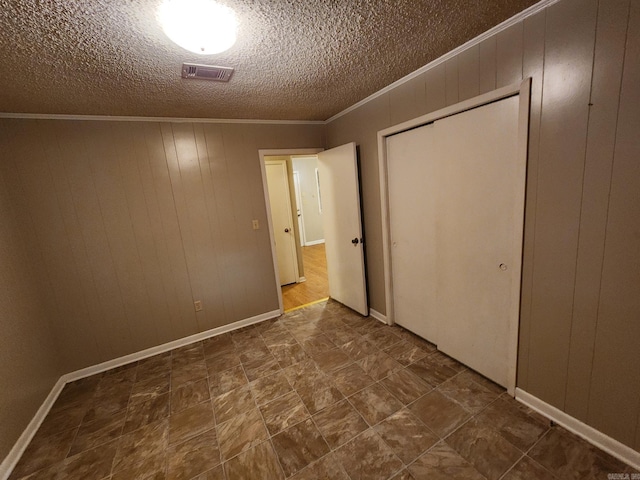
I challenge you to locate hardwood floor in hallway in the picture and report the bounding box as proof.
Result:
[282,244,329,311]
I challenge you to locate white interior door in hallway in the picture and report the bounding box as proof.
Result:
[265,160,298,286]
[386,94,526,390]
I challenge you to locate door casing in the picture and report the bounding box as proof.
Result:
[259,149,323,313]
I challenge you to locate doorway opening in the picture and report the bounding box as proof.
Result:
[262,151,329,311]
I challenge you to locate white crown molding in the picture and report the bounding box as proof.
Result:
[0,112,324,125]
[515,388,640,471]
[325,0,561,124]
[0,0,560,128]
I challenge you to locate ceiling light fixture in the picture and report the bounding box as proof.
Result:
[159,0,237,55]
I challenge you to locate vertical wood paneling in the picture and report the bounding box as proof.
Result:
[496,23,524,87]
[0,118,323,370]
[457,45,480,101]
[0,123,62,345]
[142,123,195,340]
[47,121,114,364]
[220,124,254,319]
[587,0,639,447]
[58,122,133,359]
[7,122,98,369]
[244,125,282,308]
[192,123,238,324]
[111,122,175,344]
[425,63,446,113]
[85,122,157,352]
[171,122,227,330]
[479,36,497,94]
[0,130,62,460]
[527,0,598,408]
[565,0,630,422]
[161,123,204,332]
[445,57,459,105]
[200,124,244,323]
[238,126,274,315]
[389,73,428,125]
[37,122,110,364]
[518,8,546,390]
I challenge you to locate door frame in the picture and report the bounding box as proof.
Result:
[377,79,531,395]
[259,148,323,314]
[292,171,306,247]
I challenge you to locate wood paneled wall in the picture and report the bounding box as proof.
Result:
[0,158,63,460]
[0,119,324,373]
[326,0,640,451]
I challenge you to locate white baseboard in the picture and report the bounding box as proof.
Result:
[64,309,281,383]
[297,277,307,283]
[0,377,66,480]
[515,388,640,471]
[304,239,325,246]
[369,308,388,325]
[0,309,281,480]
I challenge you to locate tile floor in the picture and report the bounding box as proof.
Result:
[9,300,637,480]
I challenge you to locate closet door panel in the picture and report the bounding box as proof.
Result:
[435,95,522,387]
[387,123,439,343]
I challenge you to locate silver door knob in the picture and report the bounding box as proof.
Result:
[499,264,508,271]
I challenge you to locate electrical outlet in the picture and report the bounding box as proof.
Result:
[194,300,203,312]
[252,219,259,230]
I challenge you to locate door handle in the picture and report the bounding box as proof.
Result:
[284,228,290,233]
[351,237,359,245]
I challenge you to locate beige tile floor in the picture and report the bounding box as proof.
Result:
[9,300,638,480]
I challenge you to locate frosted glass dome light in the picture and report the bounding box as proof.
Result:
[159,0,237,55]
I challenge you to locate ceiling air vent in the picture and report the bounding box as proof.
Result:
[181,63,234,82]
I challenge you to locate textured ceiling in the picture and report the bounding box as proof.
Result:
[0,0,539,121]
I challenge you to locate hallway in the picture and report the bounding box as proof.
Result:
[282,244,329,311]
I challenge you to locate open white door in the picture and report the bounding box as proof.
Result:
[317,143,368,315]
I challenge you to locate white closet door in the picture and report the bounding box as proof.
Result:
[435,96,522,387]
[387,123,439,342]
[386,95,524,388]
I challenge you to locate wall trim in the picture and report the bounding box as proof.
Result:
[0,112,324,125]
[326,0,560,124]
[0,377,66,480]
[64,309,280,382]
[0,0,560,128]
[369,308,388,325]
[515,388,640,471]
[0,309,280,480]
[304,239,325,246]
